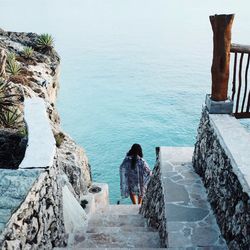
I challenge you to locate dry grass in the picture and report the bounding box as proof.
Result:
[8,75,27,85]
[16,56,37,66]
[20,67,34,77]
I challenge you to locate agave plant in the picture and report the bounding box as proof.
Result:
[6,59,21,76]
[0,107,22,128]
[7,52,16,63]
[0,79,17,112]
[22,46,34,59]
[0,79,22,129]
[37,33,54,51]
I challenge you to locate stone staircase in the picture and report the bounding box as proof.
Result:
[56,147,229,249]
[63,204,161,249]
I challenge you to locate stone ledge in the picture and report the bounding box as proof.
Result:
[19,97,56,169]
[0,169,40,234]
[210,114,250,193]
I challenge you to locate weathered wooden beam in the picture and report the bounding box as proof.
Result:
[231,43,250,53]
[210,14,234,101]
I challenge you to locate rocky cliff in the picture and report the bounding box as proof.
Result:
[0,29,92,248]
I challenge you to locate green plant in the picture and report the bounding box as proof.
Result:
[0,79,17,112]
[37,33,54,50]
[0,79,22,129]
[6,59,21,76]
[7,52,16,63]
[54,132,65,147]
[22,46,34,59]
[0,107,22,128]
[18,126,28,137]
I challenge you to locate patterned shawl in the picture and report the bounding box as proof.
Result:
[120,156,151,198]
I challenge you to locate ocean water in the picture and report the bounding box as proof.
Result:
[1,0,250,203]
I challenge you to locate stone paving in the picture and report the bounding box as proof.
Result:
[160,147,227,249]
[0,169,40,233]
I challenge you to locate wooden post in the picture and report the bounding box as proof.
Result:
[210,14,234,101]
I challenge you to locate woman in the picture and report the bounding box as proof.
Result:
[120,144,152,204]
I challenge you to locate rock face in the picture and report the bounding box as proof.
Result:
[193,108,250,249]
[0,29,60,105]
[140,154,167,247]
[0,129,27,169]
[57,134,92,200]
[0,29,92,248]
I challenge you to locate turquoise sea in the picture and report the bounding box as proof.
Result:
[1,0,250,203]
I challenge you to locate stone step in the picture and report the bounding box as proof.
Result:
[72,231,161,248]
[56,247,163,250]
[56,248,165,250]
[88,214,147,228]
[86,225,157,234]
[102,204,140,215]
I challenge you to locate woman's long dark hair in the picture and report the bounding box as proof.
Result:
[127,144,143,170]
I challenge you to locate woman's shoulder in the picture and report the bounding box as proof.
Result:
[122,155,146,164]
[124,156,132,161]
[139,157,146,163]
[139,158,150,168]
[121,156,132,164]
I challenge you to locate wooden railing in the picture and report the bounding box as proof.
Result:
[230,43,250,118]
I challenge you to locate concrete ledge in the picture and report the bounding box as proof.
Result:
[210,114,250,193]
[81,183,109,216]
[62,185,87,234]
[19,97,56,169]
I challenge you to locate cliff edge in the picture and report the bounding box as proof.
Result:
[0,29,92,249]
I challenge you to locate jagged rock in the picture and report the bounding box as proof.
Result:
[57,134,92,200]
[0,129,27,169]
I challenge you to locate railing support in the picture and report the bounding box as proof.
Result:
[206,14,234,114]
[210,14,234,101]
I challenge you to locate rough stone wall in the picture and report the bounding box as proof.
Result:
[193,108,250,249]
[0,159,66,249]
[140,157,167,247]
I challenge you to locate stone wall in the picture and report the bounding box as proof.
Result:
[0,158,66,249]
[140,151,167,247]
[193,108,250,249]
[0,132,92,249]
